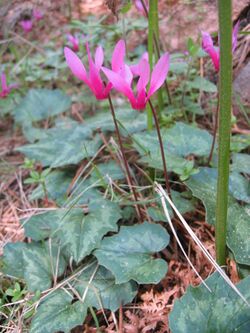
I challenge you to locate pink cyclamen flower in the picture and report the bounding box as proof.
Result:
[66,34,79,52]
[33,9,43,21]
[102,40,170,110]
[20,20,33,33]
[201,21,240,72]
[134,0,148,15]
[64,42,112,100]
[0,73,17,98]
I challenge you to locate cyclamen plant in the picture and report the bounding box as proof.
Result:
[102,42,169,110]
[20,20,33,33]
[33,9,44,21]
[66,34,80,52]
[133,0,149,15]
[201,21,239,71]
[64,42,112,99]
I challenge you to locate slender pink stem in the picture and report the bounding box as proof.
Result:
[148,98,172,197]
[108,94,144,222]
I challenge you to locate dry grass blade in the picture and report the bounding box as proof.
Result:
[155,182,250,306]
[156,187,211,292]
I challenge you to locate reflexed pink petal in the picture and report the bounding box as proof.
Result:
[20,20,33,33]
[201,31,220,71]
[64,47,88,81]
[148,53,170,97]
[89,64,104,97]
[136,59,150,93]
[102,82,113,98]
[206,47,220,71]
[201,31,214,52]
[102,67,135,103]
[95,46,104,69]
[134,0,148,15]
[33,9,43,21]
[232,21,240,52]
[67,34,79,52]
[111,40,126,72]
[122,64,133,86]
[85,44,104,95]
[130,52,149,76]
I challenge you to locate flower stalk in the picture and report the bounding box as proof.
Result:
[108,95,144,222]
[215,0,232,266]
[148,98,171,197]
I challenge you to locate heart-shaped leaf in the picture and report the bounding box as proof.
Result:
[169,272,250,333]
[186,167,250,265]
[3,242,66,291]
[15,89,71,124]
[94,222,169,284]
[74,263,137,311]
[24,200,122,263]
[30,289,87,333]
[133,122,213,159]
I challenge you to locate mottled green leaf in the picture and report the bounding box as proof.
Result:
[58,200,121,263]
[227,205,250,265]
[169,272,250,333]
[30,290,87,333]
[24,200,122,263]
[15,89,71,124]
[3,242,66,292]
[148,190,194,221]
[90,161,124,183]
[229,172,250,203]
[94,222,169,284]
[83,107,147,134]
[185,168,217,225]
[231,153,250,174]
[29,169,102,205]
[17,134,102,168]
[2,242,26,279]
[74,264,137,311]
[186,168,250,265]
[139,153,194,175]
[133,122,213,158]
[230,134,250,153]
[188,77,217,92]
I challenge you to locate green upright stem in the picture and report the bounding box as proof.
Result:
[215,0,232,266]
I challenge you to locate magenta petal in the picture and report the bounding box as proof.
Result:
[232,21,240,52]
[122,64,133,86]
[89,64,105,97]
[206,47,220,71]
[64,47,87,81]
[95,46,104,69]
[130,52,149,76]
[148,53,170,98]
[136,59,150,92]
[111,40,126,72]
[201,31,214,52]
[102,67,135,103]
